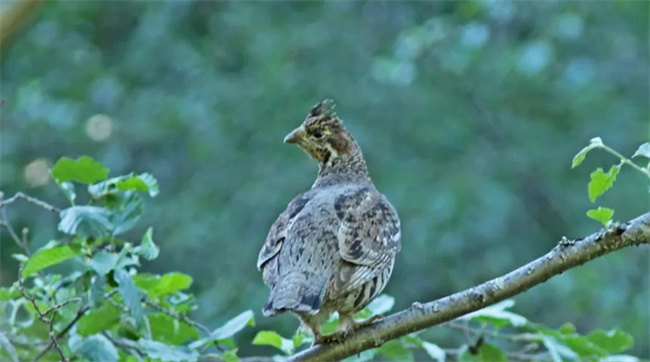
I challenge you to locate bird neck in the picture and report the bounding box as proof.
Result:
[313,144,371,188]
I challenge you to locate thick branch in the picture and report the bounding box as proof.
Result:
[286,213,650,361]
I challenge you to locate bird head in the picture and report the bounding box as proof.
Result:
[284,100,356,165]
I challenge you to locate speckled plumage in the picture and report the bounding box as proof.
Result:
[257,100,401,343]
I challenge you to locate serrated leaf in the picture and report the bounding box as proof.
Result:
[139,339,198,362]
[59,206,113,238]
[136,227,159,261]
[588,165,619,203]
[252,331,293,354]
[77,303,121,337]
[88,173,159,198]
[586,207,614,226]
[422,341,446,362]
[147,313,199,345]
[22,245,81,277]
[587,329,634,353]
[211,310,255,340]
[114,270,143,324]
[377,339,414,362]
[51,156,110,184]
[76,334,119,362]
[631,142,650,159]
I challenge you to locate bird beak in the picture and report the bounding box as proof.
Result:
[284,127,305,144]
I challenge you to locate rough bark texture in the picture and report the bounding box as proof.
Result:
[286,212,650,362]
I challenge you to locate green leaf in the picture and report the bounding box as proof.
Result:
[51,156,110,184]
[462,300,527,329]
[139,339,198,362]
[562,335,607,358]
[377,339,414,362]
[109,193,143,235]
[211,310,255,340]
[88,173,159,198]
[150,272,193,297]
[148,313,199,345]
[0,287,20,301]
[587,329,634,353]
[559,323,576,335]
[588,165,620,203]
[422,341,446,362]
[572,143,599,168]
[252,331,293,354]
[586,207,614,226]
[77,303,121,337]
[76,334,119,362]
[91,252,119,275]
[222,349,241,362]
[631,142,650,159]
[22,244,81,277]
[136,227,159,261]
[477,343,507,362]
[114,270,143,324]
[59,206,113,238]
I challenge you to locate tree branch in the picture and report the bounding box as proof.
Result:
[285,212,650,361]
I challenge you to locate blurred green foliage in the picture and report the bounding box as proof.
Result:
[1,0,648,359]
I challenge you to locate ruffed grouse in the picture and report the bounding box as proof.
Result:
[257,100,401,344]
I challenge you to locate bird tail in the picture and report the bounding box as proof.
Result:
[263,272,328,317]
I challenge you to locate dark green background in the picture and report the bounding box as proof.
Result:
[1,1,648,357]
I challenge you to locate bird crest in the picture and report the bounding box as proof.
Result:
[308,99,337,120]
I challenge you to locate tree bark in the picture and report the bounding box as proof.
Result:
[286,212,650,362]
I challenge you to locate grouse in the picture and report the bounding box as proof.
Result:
[257,100,401,344]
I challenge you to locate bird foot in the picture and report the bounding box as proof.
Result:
[312,330,353,345]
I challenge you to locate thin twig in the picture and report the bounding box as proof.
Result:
[30,306,88,362]
[0,192,61,213]
[0,192,28,254]
[17,266,83,362]
[48,311,66,362]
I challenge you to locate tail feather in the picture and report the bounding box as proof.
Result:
[263,272,327,316]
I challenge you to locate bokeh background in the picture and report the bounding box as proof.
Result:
[1,0,648,358]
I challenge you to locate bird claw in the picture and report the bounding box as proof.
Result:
[312,330,351,345]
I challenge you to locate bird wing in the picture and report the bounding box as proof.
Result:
[257,192,312,285]
[333,186,401,295]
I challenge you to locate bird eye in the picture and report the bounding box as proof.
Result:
[312,130,324,139]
